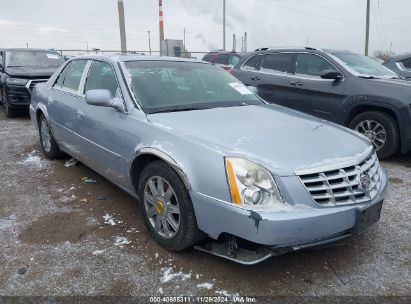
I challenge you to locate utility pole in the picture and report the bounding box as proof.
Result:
[232,34,236,52]
[365,0,370,56]
[148,31,152,55]
[117,0,127,53]
[241,36,244,53]
[86,41,89,54]
[183,28,186,48]
[244,32,247,52]
[223,0,226,50]
[26,42,28,48]
[159,0,165,55]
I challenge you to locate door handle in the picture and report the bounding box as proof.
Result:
[290,81,303,87]
[76,109,84,119]
[251,76,260,81]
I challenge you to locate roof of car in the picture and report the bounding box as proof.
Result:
[1,48,61,52]
[70,53,200,63]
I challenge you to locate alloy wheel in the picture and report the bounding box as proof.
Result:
[355,119,387,151]
[143,176,181,239]
[40,118,52,153]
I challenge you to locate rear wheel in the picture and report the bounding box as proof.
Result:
[38,114,64,159]
[348,111,399,159]
[138,161,202,252]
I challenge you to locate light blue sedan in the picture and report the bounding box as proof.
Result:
[30,55,387,264]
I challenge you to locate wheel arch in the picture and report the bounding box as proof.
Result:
[129,147,191,195]
[345,103,401,129]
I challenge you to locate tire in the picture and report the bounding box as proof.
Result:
[138,161,202,252]
[38,114,64,159]
[2,91,17,118]
[348,111,399,159]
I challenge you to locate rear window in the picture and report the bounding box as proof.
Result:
[242,55,261,71]
[202,54,214,62]
[261,53,293,73]
[215,54,230,65]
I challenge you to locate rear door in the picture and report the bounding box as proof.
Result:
[253,52,295,104]
[76,60,128,186]
[286,53,347,122]
[48,59,89,157]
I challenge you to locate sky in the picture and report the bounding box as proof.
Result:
[0,0,410,57]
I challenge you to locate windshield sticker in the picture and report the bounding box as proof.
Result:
[46,54,60,59]
[229,83,254,95]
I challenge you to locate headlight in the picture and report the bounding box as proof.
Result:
[6,78,28,86]
[225,157,284,210]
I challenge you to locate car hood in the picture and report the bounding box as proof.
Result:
[147,104,372,176]
[5,66,59,78]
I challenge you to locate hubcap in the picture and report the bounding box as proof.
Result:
[354,119,387,151]
[40,118,52,153]
[144,176,180,239]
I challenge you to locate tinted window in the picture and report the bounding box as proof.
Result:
[228,55,240,66]
[400,58,411,70]
[84,61,119,97]
[296,54,337,77]
[202,54,213,62]
[242,55,260,71]
[60,60,88,92]
[215,54,230,65]
[261,53,293,73]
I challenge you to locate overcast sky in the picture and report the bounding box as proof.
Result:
[0,0,410,57]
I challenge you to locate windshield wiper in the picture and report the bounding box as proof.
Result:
[151,106,206,114]
[358,75,380,79]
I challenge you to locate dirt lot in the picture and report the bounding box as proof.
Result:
[0,111,410,299]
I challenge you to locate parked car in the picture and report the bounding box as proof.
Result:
[30,55,387,265]
[383,53,411,80]
[0,48,65,117]
[202,51,242,71]
[230,47,411,159]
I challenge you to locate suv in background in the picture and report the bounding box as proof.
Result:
[0,48,65,117]
[384,53,411,80]
[202,51,242,71]
[230,47,411,159]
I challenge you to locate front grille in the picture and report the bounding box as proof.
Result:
[298,152,381,206]
[26,79,48,91]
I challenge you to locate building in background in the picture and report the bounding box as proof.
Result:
[161,39,191,58]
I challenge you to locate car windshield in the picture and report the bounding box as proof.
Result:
[329,52,398,79]
[6,50,65,68]
[121,60,262,114]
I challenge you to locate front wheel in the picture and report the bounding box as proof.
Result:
[38,114,64,159]
[138,161,201,252]
[2,92,17,118]
[348,111,399,159]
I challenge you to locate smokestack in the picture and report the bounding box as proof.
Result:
[159,0,165,55]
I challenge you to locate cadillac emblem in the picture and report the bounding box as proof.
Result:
[359,172,371,193]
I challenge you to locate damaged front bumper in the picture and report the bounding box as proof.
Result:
[191,169,387,265]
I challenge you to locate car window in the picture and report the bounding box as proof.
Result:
[228,55,240,67]
[242,55,261,71]
[202,54,213,62]
[0,51,3,66]
[399,58,411,70]
[215,54,230,65]
[60,60,88,92]
[261,53,293,73]
[84,61,119,97]
[296,53,337,77]
[54,63,71,88]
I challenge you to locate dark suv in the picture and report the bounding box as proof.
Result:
[0,48,65,117]
[384,53,411,81]
[202,51,242,71]
[231,47,411,159]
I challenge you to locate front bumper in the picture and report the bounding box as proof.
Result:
[4,84,31,107]
[191,168,388,247]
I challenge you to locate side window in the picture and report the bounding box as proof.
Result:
[0,51,3,67]
[261,53,293,73]
[242,55,261,71]
[228,55,240,67]
[61,60,88,92]
[295,53,337,77]
[215,54,230,65]
[202,54,213,62]
[84,61,119,97]
[399,58,411,70]
[54,63,71,88]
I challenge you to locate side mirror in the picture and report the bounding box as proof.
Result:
[85,89,124,112]
[247,86,259,94]
[321,70,343,80]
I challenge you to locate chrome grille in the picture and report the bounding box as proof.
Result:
[298,152,381,206]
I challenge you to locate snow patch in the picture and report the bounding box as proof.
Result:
[19,151,49,169]
[92,250,105,255]
[114,236,131,248]
[197,282,213,290]
[161,267,192,283]
[103,214,116,226]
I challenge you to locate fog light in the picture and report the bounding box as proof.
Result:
[243,187,262,205]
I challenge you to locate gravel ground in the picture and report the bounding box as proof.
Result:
[0,111,410,300]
